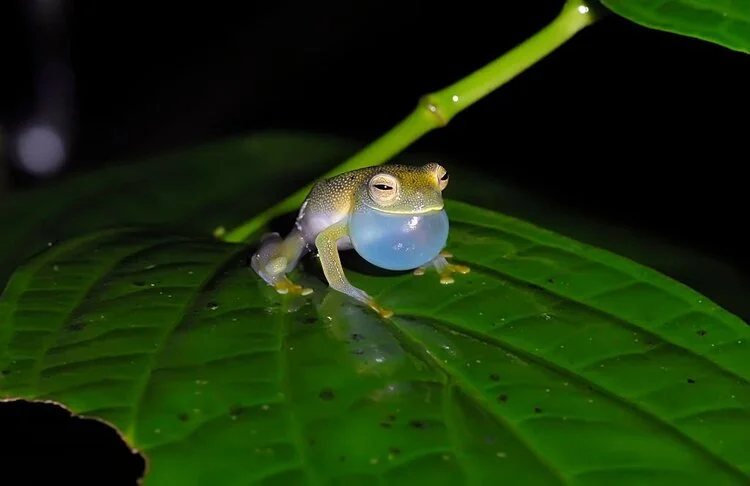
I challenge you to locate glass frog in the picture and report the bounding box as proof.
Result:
[251,162,469,318]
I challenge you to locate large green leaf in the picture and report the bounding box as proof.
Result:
[601,0,750,54]
[1,199,748,485]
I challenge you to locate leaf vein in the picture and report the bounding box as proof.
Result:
[125,242,248,444]
[406,313,749,481]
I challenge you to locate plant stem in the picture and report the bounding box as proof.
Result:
[221,0,596,243]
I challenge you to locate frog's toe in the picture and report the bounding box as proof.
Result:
[435,251,471,285]
[418,252,471,285]
[436,261,470,285]
[273,276,314,296]
[452,263,471,274]
[366,298,394,319]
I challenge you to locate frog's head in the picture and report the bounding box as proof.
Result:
[359,162,449,214]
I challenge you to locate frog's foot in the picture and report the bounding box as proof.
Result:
[273,275,313,296]
[340,285,393,319]
[331,278,393,319]
[251,231,313,296]
[365,298,394,319]
[413,251,470,285]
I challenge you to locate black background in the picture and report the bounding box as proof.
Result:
[1,1,748,484]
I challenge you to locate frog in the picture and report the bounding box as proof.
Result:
[250,162,470,318]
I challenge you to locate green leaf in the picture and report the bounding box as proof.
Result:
[1,199,749,485]
[601,0,750,54]
[0,131,359,288]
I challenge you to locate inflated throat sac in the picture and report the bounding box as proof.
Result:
[349,207,449,271]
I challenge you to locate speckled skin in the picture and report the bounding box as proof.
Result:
[250,162,470,318]
[297,163,446,249]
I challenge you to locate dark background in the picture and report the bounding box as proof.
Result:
[1,1,748,484]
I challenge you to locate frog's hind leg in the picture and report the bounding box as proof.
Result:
[315,221,394,319]
[413,250,470,285]
[251,228,313,296]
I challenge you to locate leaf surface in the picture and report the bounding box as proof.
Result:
[602,0,750,54]
[1,200,748,485]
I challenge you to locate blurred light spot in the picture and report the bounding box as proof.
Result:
[577,5,589,14]
[15,124,66,176]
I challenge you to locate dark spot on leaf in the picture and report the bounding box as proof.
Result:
[387,414,397,422]
[497,394,508,403]
[352,348,364,355]
[409,420,426,429]
[687,378,696,384]
[67,322,85,332]
[389,447,401,455]
[319,388,335,400]
[0,369,8,377]
[206,302,219,310]
[379,422,392,428]
[308,438,316,446]
[351,333,365,341]
[697,329,707,337]
[303,316,317,324]
[534,407,542,413]
[133,281,146,287]
[489,374,500,381]
[177,413,189,422]
[229,405,246,417]
[339,456,347,462]
[547,278,555,283]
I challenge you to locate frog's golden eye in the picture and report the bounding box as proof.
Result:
[368,173,400,205]
[435,165,449,191]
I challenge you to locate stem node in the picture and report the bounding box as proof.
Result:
[419,95,450,127]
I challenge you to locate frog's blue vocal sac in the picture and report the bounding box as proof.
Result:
[250,162,470,318]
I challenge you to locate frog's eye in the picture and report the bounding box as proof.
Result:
[368,174,400,204]
[436,166,449,191]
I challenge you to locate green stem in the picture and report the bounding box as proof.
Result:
[221,0,596,243]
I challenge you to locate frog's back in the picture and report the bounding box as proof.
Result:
[294,167,377,246]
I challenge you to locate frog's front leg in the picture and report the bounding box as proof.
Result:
[315,221,394,319]
[413,250,470,284]
[251,228,313,296]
